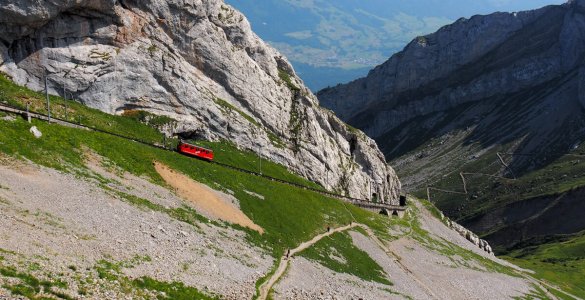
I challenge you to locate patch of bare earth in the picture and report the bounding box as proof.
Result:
[83,148,185,210]
[153,161,264,234]
[0,158,272,300]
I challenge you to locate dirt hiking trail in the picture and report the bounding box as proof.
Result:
[258,223,359,300]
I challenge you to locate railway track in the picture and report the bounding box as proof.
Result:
[0,102,405,213]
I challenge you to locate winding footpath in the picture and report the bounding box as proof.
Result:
[255,216,575,300]
[257,223,359,300]
[257,221,440,300]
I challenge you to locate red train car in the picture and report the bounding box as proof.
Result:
[177,141,214,161]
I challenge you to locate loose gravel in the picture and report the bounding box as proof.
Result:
[0,159,272,299]
[0,156,546,300]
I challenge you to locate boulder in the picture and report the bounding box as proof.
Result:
[29,126,42,138]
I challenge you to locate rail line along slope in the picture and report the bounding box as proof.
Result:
[0,0,400,204]
[0,100,404,213]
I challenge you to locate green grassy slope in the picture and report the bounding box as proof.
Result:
[2,75,558,299]
[0,74,322,188]
[0,76,399,298]
[300,231,392,285]
[0,117,391,256]
[0,74,167,145]
[502,232,585,299]
[394,114,585,233]
[413,142,585,222]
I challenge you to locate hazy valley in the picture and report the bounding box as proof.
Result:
[227,0,565,90]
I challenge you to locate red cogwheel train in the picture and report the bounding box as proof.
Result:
[177,141,214,161]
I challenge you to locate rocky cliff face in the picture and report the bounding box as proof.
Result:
[318,0,585,250]
[0,0,400,203]
[318,0,585,172]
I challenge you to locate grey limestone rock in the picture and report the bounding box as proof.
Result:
[317,0,585,250]
[442,213,494,255]
[0,0,400,203]
[29,126,42,138]
[318,1,585,170]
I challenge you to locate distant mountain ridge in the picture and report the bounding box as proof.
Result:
[227,0,564,90]
[318,0,585,252]
[319,0,585,170]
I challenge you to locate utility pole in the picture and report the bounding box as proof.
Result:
[45,70,50,123]
[64,101,68,121]
[26,102,31,123]
[258,146,262,175]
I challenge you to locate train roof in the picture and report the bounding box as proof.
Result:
[179,141,213,152]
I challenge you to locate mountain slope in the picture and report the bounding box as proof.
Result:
[0,81,561,298]
[0,0,400,203]
[318,0,585,253]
